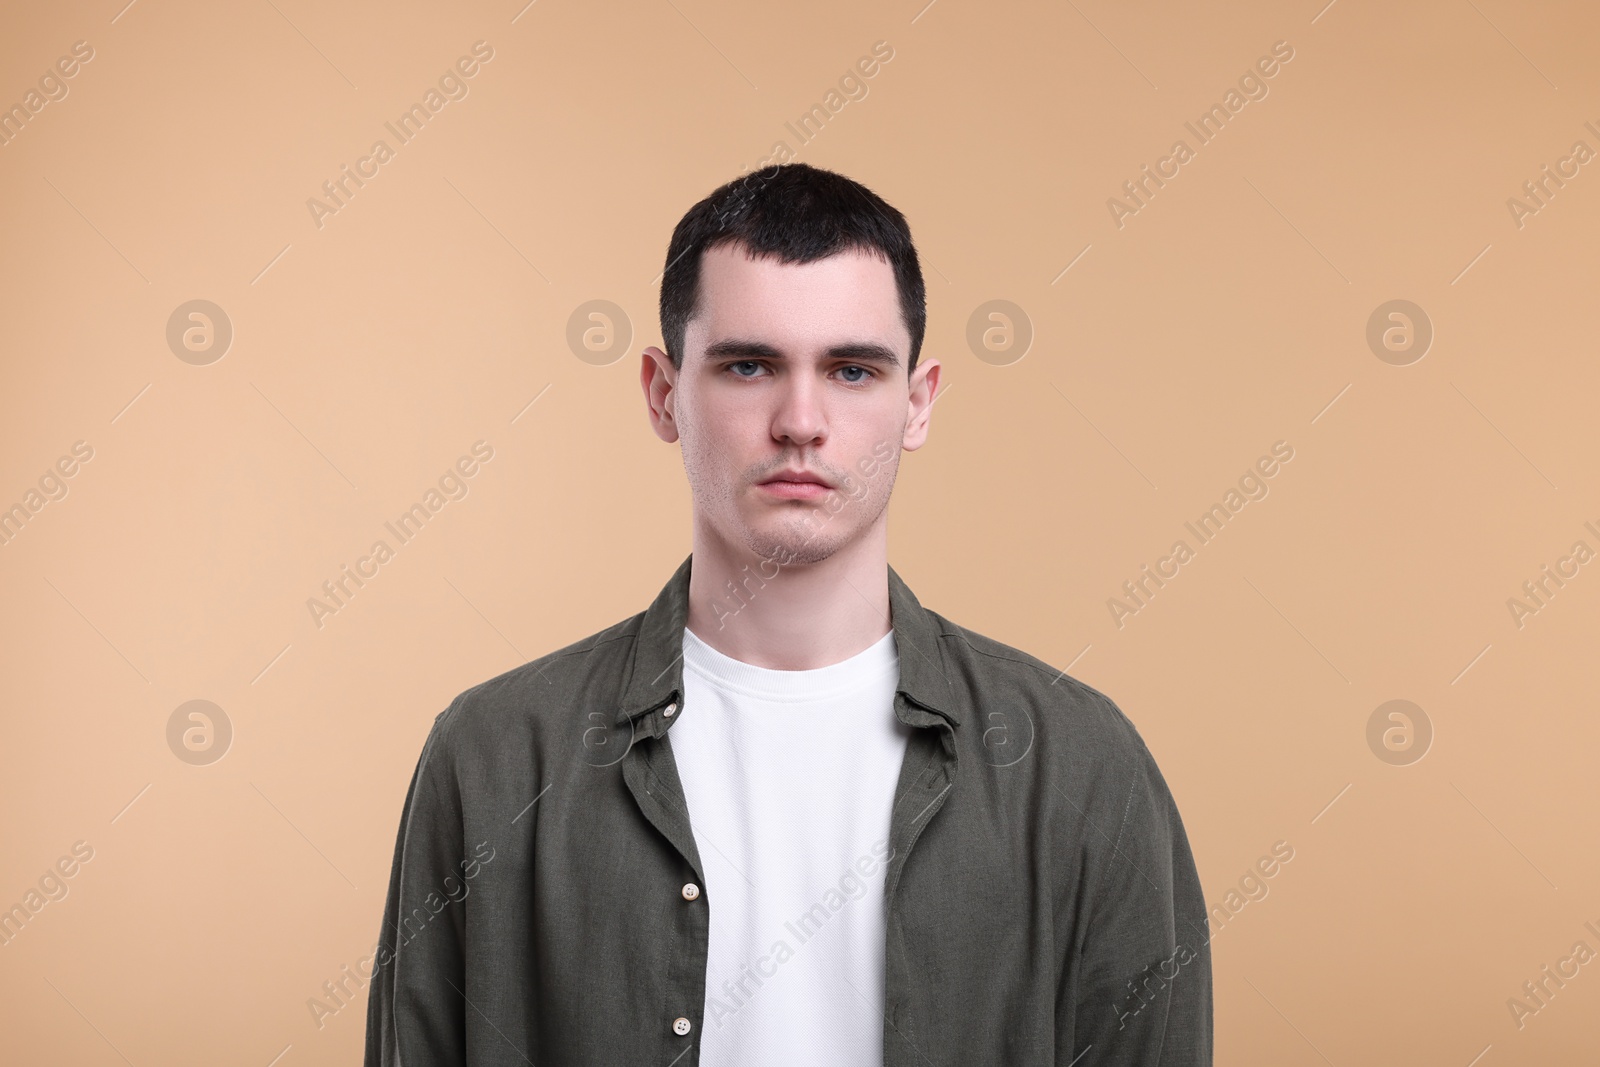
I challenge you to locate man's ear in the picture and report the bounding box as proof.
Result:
[641,345,679,443]
[902,356,942,451]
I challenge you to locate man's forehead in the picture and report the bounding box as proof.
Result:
[689,243,907,353]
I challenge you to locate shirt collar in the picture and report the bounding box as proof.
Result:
[615,552,962,736]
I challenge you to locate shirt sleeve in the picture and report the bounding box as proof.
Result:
[1067,739,1213,1065]
[365,706,469,1067]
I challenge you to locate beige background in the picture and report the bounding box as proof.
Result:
[3,0,1598,1063]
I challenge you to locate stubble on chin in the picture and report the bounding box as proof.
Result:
[742,481,892,569]
[744,519,834,568]
[727,498,818,564]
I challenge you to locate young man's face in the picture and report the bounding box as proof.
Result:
[642,242,940,568]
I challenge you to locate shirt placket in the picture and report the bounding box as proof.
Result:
[620,691,712,1064]
[880,693,960,1067]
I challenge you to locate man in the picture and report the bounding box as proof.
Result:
[366,163,1212,1066]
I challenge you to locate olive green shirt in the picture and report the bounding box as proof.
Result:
[364,553,1212,1065]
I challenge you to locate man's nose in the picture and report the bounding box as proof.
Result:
[770,375,826,445]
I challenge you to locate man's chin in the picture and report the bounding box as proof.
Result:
[740,524,840,569]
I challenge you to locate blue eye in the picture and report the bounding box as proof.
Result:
[722,361,875,384]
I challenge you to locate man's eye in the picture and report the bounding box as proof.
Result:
[724,362,874,382]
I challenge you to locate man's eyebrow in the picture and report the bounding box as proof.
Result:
[702,338,901,367]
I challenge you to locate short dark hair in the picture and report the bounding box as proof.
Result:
[658,163,926,376]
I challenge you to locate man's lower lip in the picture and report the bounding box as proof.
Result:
[759,480,829,499]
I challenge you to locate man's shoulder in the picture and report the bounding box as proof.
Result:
[933,612,1184,836]
[428,607,647,749]
[931,611,1151,766]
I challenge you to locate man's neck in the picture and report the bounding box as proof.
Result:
[683,522,892,671]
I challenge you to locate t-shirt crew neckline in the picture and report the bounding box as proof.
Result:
[681,624,898,703]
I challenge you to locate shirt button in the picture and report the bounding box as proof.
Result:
[663,702,677,717]
[681,882,700,901]
[672,1016,692,1036]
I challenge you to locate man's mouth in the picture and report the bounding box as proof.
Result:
[758,469,833,498]
[761,468,832,488]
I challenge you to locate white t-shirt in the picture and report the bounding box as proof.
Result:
[670,623,911,1067]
